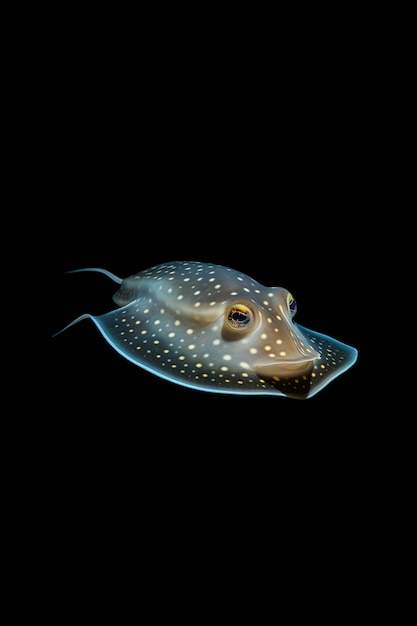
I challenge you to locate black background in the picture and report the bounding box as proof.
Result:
[33,13,411,610]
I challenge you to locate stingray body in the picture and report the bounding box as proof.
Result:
[56,261,358,399]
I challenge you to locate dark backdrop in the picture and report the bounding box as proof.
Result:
[34,18,411,613]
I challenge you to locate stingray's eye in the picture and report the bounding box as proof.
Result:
[288,293,297,317]
[227,304,252,330]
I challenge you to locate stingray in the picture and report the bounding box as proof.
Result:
[54,261,358,399]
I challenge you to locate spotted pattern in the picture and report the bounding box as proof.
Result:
[57,261,358,399]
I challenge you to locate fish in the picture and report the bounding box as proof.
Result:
[54,261,358,399]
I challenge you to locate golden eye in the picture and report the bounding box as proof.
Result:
[288,293,297,317]
[227,304,252,329]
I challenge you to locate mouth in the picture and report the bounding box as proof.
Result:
[255,358,315,379]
